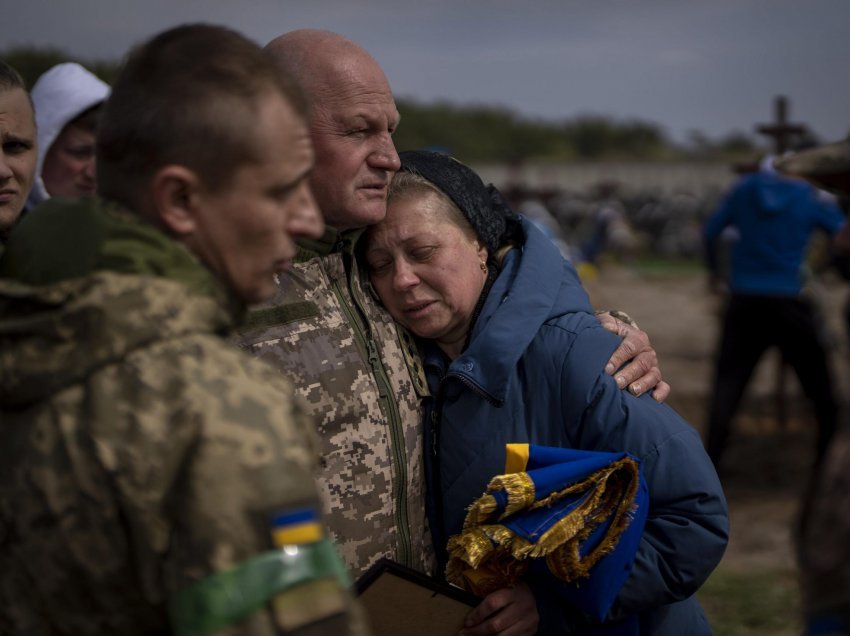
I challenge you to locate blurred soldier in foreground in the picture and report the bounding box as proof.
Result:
[0,24,361,635]
[0,59,37,249]
[776,139,850,636]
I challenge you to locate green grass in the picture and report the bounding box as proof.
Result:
[698,568,802,636]
[631,256,704,276]
[591,254,705,276]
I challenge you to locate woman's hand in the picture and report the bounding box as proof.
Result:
[460,583,539,636]
[597,311,671,403]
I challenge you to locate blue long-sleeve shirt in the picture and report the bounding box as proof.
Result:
[704,170,845,296]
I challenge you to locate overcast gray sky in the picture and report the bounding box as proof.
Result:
[3,0,849,143]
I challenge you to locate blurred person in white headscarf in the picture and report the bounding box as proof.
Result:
[26,62,109,211]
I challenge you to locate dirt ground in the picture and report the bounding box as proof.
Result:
[582,263,850,634]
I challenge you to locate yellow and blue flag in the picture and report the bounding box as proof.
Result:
[270,506,324,548]
[446,444,648,623]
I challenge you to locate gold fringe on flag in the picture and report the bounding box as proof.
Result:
[446,457,641,597]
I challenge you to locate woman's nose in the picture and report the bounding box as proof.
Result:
[392,260,419,290]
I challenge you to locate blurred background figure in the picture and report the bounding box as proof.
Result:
[581,181,638,267]
[0,59,36,248]
[702,152,846,476]
[775,138,850,636]
[26,62,109,210]
[503,182,577,261]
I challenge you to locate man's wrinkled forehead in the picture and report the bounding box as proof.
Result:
[308,55,397,115]
[324,99,400,127]
[0,88,36,126]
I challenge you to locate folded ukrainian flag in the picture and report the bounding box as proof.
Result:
[446,444,648,621]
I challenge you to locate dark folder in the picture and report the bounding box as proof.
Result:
[355,558,479,636]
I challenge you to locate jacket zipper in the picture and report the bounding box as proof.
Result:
[430,377,447,573]
[367,338,411,566]
[329,249,412,568]
[450,372,502,407]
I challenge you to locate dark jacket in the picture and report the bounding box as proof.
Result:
[422,220,728,635]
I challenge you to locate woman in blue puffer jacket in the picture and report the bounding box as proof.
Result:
[363,150,728,635]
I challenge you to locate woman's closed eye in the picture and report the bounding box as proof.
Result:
[367,257,392,275]
[410,246,437,261]
[65,146,95,160]
[367,244,437,275]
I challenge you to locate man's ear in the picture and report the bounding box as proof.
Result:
[150,165,202,236]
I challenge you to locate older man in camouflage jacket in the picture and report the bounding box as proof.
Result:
[0,25,361,636]
[236,29,672,582]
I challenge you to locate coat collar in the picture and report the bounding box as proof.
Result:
[295,226,365,260]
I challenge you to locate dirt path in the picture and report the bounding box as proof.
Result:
[582,263,850,633]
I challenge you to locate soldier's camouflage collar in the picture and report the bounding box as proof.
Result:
[295,226,366,261]
[0,197,244,321]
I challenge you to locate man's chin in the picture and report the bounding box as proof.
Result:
[0,206,21,238]
[245,287,277,306]
[328,202,387,231]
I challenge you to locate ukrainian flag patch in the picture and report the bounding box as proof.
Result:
[270,506,323,547]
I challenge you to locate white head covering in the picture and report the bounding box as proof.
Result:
[26,62,110,209]
[759,153,779,174]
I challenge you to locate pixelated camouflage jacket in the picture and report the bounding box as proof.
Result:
[0,199,361,636]
[233,227,434,579]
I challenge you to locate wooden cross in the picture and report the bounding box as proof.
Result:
[755,95,807,154]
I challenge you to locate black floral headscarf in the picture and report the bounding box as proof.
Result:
[397,150,520,257]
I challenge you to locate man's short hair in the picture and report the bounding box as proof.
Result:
[0,59,27,94]
[97,24,308,211]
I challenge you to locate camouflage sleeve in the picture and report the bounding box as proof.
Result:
[168,347,370,636]
[99,337,366,635]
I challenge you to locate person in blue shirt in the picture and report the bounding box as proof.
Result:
[703,155,847,472]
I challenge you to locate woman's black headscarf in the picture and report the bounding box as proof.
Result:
[397,150,520,259]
